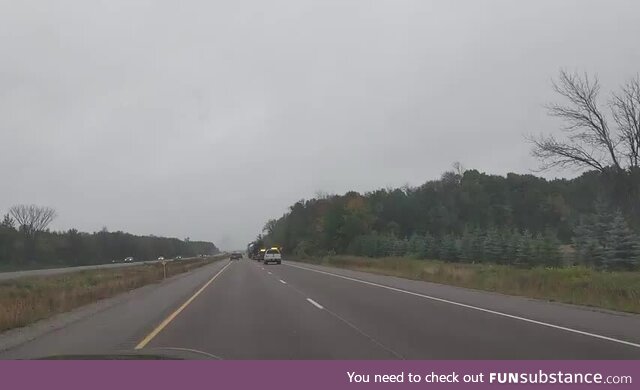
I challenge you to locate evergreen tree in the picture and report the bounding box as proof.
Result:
[573,217,592,263]
[516,229,534,267]
[604,211,640,270]
[501,230,520,264]
[531,233,546,265]
[573,216,605,267]
[499,229,517,264]
[459,228,475,263]
[538,231,563,267]
[393,237,409,257]
[365,234,379,257]
[440,234,459,261]
[592,199,614,265]
[408,234,426,258]
[469,228,485,262]
[424,233,438,259]
[483,228,502,262]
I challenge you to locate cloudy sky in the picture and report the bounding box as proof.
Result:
[1,0,639,249]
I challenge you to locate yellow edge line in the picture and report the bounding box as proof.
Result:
[134,261,232,350]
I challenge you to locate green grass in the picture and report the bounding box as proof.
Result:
[301,255,640,314]
[0,255,227,332]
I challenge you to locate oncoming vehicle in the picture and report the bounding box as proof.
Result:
[124,257,134,263]
[263,248,281,265]
[157,256,165,261]
[230,252,242,260]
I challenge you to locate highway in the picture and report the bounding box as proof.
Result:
[0,257,209,281]
[1,258,639,359]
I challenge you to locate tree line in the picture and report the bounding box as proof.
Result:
[260,168,639,270]
[0,205,219,268]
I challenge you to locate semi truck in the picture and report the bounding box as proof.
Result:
[247,242,262,260]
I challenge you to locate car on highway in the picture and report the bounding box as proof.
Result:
[263,248,281,265]
[157,256,165,261]
[123,257,134,263]
[175,256,183,260]
[230,252,242,260]
[255,248,266,261]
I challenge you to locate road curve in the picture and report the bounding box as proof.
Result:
[1,259,639,359]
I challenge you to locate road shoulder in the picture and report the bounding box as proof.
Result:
[284,260,640,345]
[0,260,230,358]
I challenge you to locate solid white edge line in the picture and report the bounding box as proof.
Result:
[284,263,640,349]
[279,279,287,284]
[306,298,324,310]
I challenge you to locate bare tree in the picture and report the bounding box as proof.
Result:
[611,75,640,169]
[9,205,57,236]
[440,162,466,186]
[263,219,277,235]
[314,190,334,200]
[528,70,640,174]
[452,161,466,176]
[9,205,56,262]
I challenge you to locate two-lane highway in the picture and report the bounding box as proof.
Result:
[141,259,640,359]
[142,259,398,359]
[0,257,206,281]
[2,258,640,359]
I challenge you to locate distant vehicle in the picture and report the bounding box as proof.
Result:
[263,248,281,265]
[157,256,165,261]
[124,257,134,263]
[175,256,183,260]
[247,242,258,259]
[230,252,242,260]
[247,242,270,260]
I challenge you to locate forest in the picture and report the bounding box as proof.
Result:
[0,206,218,269]
[260,168,640,270]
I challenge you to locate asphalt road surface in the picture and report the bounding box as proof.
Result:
[2,259,640,359]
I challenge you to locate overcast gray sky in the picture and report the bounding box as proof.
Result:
[1,0,639,249]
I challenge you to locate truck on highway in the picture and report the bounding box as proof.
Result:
[247,242,266,261]
[247,242,257,259]
[263,248,282,265]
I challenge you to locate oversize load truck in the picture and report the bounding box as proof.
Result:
[247,242,262,260]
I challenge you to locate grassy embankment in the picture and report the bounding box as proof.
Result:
[300,255,640,314]
[0,255,226,332]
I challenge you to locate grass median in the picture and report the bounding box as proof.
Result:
[0,255,227,332]
[299,255,640,314]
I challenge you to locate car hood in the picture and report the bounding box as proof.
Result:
[35,347,222,360]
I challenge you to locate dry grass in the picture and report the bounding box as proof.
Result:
[0,255,226,332]
[304,255,640,314]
